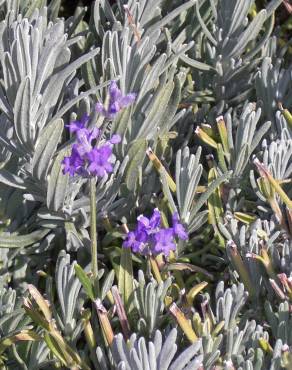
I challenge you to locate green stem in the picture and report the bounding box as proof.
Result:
[90,177,99,296]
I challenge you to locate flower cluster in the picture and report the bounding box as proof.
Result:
[123,209,188,256]
[62,115,121,177]
[96,81,136,119]
[62,80,136,178]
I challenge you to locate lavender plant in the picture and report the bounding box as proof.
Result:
[0,0,290,369]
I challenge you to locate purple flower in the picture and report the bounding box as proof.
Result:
[62,115,121,178]
[172,213,188,240]
[86,145,113,177]
[152,228,176,256]
[75,127,100,156]
[62,145,84,176]
[109,134,122,144]
[123,209,188,257]
[123,230,148,253]
[149,208,161,228]
[66,114,89,133]
[96,81,136,119]
[137,208,161,232]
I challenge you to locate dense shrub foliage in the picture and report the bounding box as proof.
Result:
[0,0,291,369]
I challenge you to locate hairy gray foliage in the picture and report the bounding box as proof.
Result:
[0,0,290,369]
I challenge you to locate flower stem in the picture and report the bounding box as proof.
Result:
[90,177,99,296]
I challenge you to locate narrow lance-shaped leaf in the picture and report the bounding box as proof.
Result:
[180,55,214,71]
[125,139,147,191]
[254,159,292,209]
[14,76,34,152]
[101,269,115,300]
[0,331,41,355]
[195,1,217,46]
[74,264,95,301]
[190,171,232,218]
[169,303,198,343]
[0,169,27,189]
[145,0,199,36]
[94,299,114,346]
[186,282,208,306]
[229,10,267,58]
[27,284,52,322]
[41,47,100,108]
[32,118,64,180]
[147,148,176,192]
[0,228,50,248]
[112,285,131,340]
[118,242,134,310]
[43,333,68,366]
[160,167,177,214]
[47,148,70,212]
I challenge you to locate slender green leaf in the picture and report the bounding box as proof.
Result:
[118,247,134,310]
[74,264,95,301]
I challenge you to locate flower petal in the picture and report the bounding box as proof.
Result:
[110,134,121,144]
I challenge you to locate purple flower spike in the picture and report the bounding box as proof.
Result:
[96,80,136,119]
[62,114,120,178]
[123,209,188,257]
